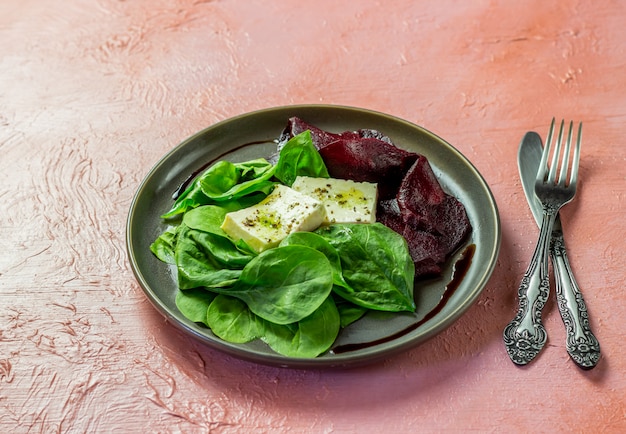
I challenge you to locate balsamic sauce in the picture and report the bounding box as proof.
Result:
[331,243,476,354]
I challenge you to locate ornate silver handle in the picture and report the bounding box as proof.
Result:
[551,230,601,369]
[503,211,554,365]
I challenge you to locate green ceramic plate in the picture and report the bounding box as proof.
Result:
[126,105,500,368]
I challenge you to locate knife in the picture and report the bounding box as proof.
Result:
[518,131,600,369]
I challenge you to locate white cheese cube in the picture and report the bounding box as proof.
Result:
[220,184,326,253]
[291,176,377,225]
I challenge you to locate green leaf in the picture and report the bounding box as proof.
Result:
[316,223,415,312]
[182,205,228,235]
[160,184,212,219]
[261,296,340,358]
[333,295,368,328]
[274,130,329,186]
[198,160,240,196]
[279,231,353,291]
[206,295,262,343]
[175,288,216,326]
[237,158,277,181]
[175,224,246,289]
[161,158,276,219]
[150,225,178,264]
[217,245,334,324]
[199,159,276,201]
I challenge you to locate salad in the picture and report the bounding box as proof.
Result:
[150,119,471,358]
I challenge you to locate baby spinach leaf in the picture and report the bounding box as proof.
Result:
[279,232,352,291]
[198,160,239,196]
[316,223,416,312]
[150,225,178,264]
[217,245,333,324]
[274,130,329,186]
[333,295,368,328]
[161,185,213,219]
[261,296,340,358]
[175,288,216,326]
[161,158,276,219]
[181,204,228,235]
[206,295,263,343]
[237,158,277,181]
[199,158,276,201]
[175,224,245,289]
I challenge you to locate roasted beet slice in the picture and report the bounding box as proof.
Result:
[318,137,418,199]
[397,156,471,252]
[402,229,445,277]
[397,155,446,230]
[378,198,447,277]
[432,195,472,258]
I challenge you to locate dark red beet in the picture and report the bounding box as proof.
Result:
[377,198,443,276]
[280,117,472,279]
[396,156,446,230]
[318,137,418,199]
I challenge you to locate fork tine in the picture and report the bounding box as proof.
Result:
[549,120,565,184]
[538,118,556,183]
[570,122,582,186]
[558,121,573,186]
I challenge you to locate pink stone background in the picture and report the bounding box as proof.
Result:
[1,1,625,432]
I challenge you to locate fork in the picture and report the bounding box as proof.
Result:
[503,119,582,365]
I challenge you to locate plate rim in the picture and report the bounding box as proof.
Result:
[126,104,501,368]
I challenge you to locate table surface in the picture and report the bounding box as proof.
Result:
[2,1,625,432]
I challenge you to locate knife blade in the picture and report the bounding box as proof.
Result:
[518,131,600,369]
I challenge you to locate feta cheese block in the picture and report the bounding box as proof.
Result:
[291,176,378,225]
[220,184,326,252]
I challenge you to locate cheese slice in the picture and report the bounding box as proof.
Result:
[291,176,377,225]
[220,184,326,252]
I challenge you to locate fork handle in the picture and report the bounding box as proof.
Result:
[503,211,555,365]
[551,230,601,369]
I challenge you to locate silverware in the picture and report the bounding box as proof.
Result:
[517,131,600,369]
[503,119,582,365]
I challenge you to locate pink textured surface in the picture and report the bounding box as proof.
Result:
[1,1,625,432]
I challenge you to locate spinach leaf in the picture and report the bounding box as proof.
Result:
[279,231,354,292]
[150,225,178,264]
[199,159,276,201]
[261,296,340,358]
[161,159,276,219]
[274,130,329,186]
[237,159,277,181]
[182,205,228,235]
[316,223,416,312]
[175,224,246,289]
[216,245,333,324]
[206,295,263,343]
[333,295,368,328]
[160,183,213,220]
[175,288,216,326]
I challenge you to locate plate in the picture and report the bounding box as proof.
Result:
[126,105,501,368]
